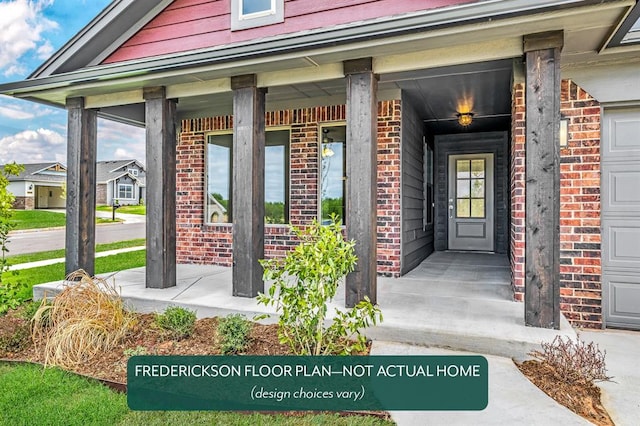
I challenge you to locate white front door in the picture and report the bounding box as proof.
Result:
[37,187,48,208]
[447,153,494,251]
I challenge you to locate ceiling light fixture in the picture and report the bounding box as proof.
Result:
[457,112,474,127]
[321,128,335,157]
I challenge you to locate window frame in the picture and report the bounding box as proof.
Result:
[117,183,134,200]
[205,131,233,225]
[204,127,291,226]
[127,168,139,177]
[265,127,291,225]
[318,122,347,226]
[231,0,284,31]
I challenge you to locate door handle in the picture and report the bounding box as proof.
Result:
[448,199,454,219]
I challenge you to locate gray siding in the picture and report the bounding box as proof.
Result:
[401,94,434,274]
[434,132,508,253]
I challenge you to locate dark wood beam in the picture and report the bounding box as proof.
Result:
[231,74,266,297]
[144,86,177,289]
[344,58,378,307]
[523,31,563,329]
[65,97,97,277]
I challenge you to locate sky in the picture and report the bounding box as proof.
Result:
[0,0,145,166]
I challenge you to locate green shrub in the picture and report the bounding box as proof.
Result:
[217,314,252,354]
[258,217,382,355]
[0,163,25,315]
[154,306,197,339]
[0,280,28,315]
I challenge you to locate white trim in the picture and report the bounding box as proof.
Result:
[231,0,284,31]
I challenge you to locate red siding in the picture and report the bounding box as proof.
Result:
[104,0,475,63]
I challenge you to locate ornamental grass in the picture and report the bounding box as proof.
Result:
[32,270,135,369]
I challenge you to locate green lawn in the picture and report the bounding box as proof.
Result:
[10,210,66,230]
[6,239,146,266]
[0,363,393,426]
[97,205,146,215]
[3,250,147,302]
[11,210,121,230]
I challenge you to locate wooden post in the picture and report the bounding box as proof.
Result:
[344,58,378,307]
[65,97,97,277]
[231,74,266,297]
[523,31,563,329]
[144,87,177,289]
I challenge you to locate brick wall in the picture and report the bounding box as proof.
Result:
[510,83,526,299]
[377,101,402,276]
[510,80,602,328]
[176,101,402,275]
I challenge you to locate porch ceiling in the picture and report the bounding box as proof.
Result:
[175,59,514,136]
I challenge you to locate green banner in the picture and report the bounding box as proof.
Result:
[127,355,488,411]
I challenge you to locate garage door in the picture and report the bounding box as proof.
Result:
[602,108,640,329]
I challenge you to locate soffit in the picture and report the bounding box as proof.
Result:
[4,0,634,126]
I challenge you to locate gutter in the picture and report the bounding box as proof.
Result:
[0,0,629,97]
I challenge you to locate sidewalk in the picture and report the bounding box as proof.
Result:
[8,246,145,271]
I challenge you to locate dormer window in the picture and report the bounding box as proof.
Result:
[231,0,284,31]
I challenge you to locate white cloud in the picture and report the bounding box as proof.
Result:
[0,95,60,119]
[0,0,58,76]
[0,127,65,164]
[97,119,145,163]
[36,40,54,59]
[0,104,34,120]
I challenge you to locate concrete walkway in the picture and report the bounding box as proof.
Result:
[32,251,639,425]
[372,342,591,425]
[8,246,145,271]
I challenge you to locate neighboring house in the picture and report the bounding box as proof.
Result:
[96,160,146,206]
[6,163,66,210]
[2,1,640,330]
[207,195,228,224]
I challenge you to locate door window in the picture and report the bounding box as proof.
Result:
[455,159,486,218]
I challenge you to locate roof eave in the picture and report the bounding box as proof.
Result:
[1,0,626,100]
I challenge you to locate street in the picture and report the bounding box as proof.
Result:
[7,222,146,255]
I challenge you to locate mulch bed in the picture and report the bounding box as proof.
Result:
[516,360,614,426]
[0,307,290,384]
[1,304,613,424]
[0,304,390,421]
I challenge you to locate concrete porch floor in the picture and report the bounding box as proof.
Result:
[34,251,575,359]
